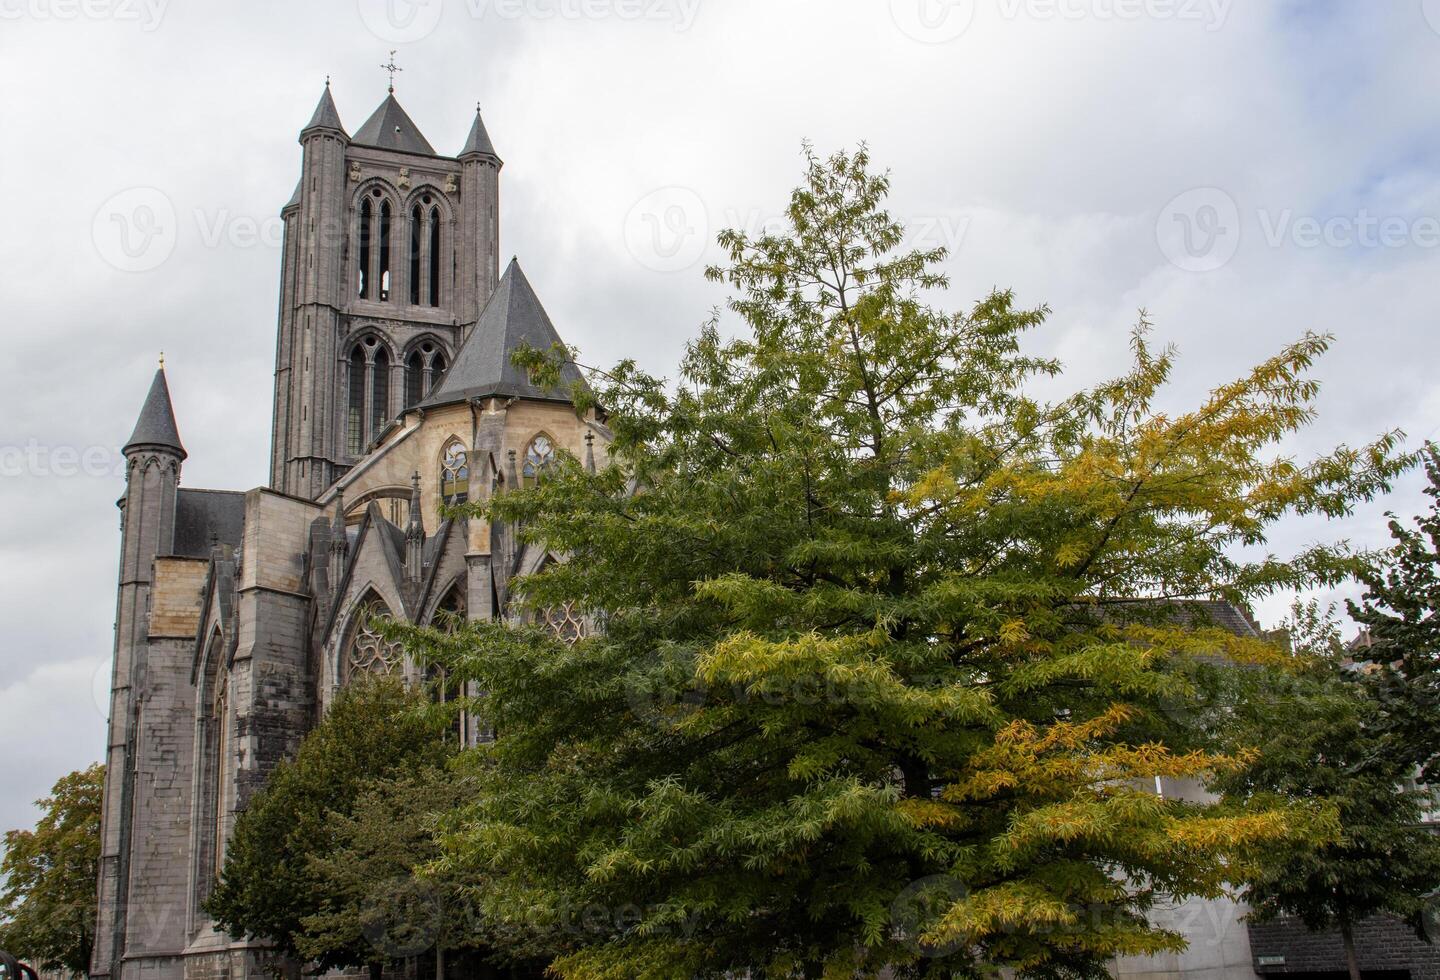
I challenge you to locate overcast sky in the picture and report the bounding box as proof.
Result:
[1,0,1437,833]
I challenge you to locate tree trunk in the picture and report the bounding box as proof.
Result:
[435,947,445,980]
[369,962,384,980]
[1340,917,1362,980]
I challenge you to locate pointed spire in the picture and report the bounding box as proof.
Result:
[459,104,501,164]
[407,471,423,533]
[329,489,349,585]
[584,431,596,474]
[405,472,424,583]
[303,82,347,138]
[124,366,186,460]
[506,449,519,490]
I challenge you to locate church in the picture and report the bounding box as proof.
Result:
[91,81,607,980]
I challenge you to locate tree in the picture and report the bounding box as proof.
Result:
[0,763,103,975]
[205,676,454,975]
[1350,445,1440,782]
[298,767,515,979]
[404,146,1411,979]
[1209,602,1440,980]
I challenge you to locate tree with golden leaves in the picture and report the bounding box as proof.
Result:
[404,146,1410,978]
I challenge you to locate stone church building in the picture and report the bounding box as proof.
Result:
[91,83,605,980]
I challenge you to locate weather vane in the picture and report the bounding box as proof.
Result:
[380,50,402,94]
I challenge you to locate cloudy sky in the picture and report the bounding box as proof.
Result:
[1,0,1437,833]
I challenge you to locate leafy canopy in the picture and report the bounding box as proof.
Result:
[1208,602,1440,978]
[402,146,1411,979]
[0,763,103,975]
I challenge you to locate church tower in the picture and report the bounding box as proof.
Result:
[93,369,185,980]
[269,82,502,499]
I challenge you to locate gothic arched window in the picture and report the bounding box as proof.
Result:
[357,188,393,302]
[344,601,402,681]
[522,433,556,488]
[346,336,393,456]
[406,196,445,308]
[404,341,447,407]
[439,439,469,506]
[357,197,373,298]
[211,671,230,880]
[377,199,392,301]
[428,205,442,308]
[427,586,467,744]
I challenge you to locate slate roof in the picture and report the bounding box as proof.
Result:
[173,489,246,558]
[459,106,500,161]
[303,84,347,136]
[419,258,585,408]
[124,368,186,459]
[352,94,435,155]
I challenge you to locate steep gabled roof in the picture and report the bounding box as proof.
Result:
[418,258,585,408]
[303,84,347,137]
[124,368,186,459]
[352,94,435,156]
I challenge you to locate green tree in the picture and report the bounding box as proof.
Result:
[299,767,509,979]
[1350,446,1440,781]
[0,763,103,975]
[407,146,1410,979]
[1210,603,1440,980]
[206,676,453,975]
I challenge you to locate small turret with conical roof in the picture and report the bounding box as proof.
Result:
[301,79,347,139]
[124,365,186,460]
[459,103,501,164]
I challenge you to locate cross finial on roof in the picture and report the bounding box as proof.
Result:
[381,50,402,93]
[158,351,165,369]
